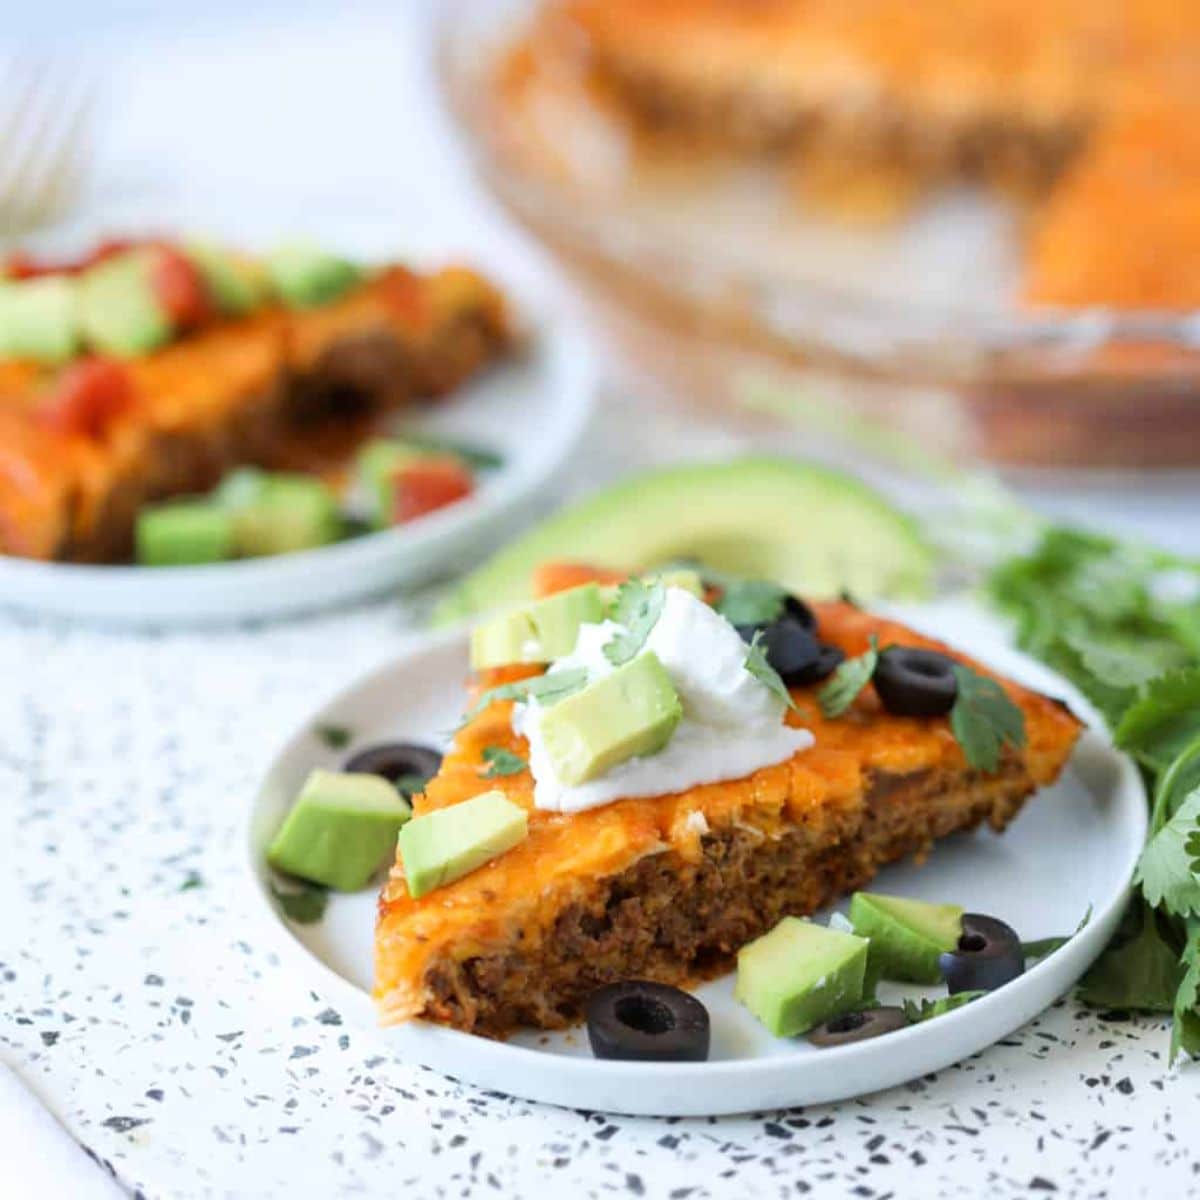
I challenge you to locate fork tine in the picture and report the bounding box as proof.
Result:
[24,78,92,223]
[0,60,91,235]
[0,61,54,231]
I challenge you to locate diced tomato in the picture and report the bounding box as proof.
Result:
[150,246,213,329]
[4,251,51,280]
[531,562,629,598]
[79,238,143,271]
[37,358,136,439]
[391,457,474,523]
[4,238,144,280]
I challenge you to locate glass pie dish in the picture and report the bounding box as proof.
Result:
[436,0,1200,471]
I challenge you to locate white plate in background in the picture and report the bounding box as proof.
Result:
[0,319,593,626]
[243,601,1146,1116]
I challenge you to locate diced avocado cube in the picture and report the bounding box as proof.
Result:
[735,917,869,1037]
[356,439,423,528]
[230,474,341,557]
[79,250,172,357]
[642,568,705,598]
[135,502,235,566]
[599,569,706,612]
[267,768,412,892]
[470,583,606,669]
[539,651,682,786]
[185,242,270,317]
[397,789,527,899]
[0,277,80,363]
[266,242,361,309]
[213,467,272,510]
[849,892,964,984]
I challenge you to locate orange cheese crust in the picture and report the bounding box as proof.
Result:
[374,598,1081,1032]
[499,0,1200,307]
[0,266,512,562]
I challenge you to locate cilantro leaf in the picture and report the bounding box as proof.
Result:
[1172,918,1200,1063]
[460,667,589,726]
[901,991,986,1024]
[714,578,788,627]
[603,580,666,667]
[392,772,430,801]
[1134,789,1200,919]
[1115,668,1200,772]
[949,664,1026,773]
[1021,905,1092,960]
[178,870,204,892]
[1078,899,1184,1012]
[744,631,797,711]
[989,526,1199,733]
[480,746,528,778]
[270,881,328,925]
[1147,733,1200,837]
[315,723,352,750]
[818,636,879,718]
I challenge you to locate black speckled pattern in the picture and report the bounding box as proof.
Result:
[0,605,1190,1199]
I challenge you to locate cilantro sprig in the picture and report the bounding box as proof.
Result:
[744,632,797,711]
[988,525,1200,1060]
[818,636,879,717]
[480,746,528,778]
[1021,905,1092,960]
[603,580,666,667]
[713,577,789,627]
[901,991,986,1024]
[270,880,328,925]
[460,667,588,727]
[949,664,1026,772]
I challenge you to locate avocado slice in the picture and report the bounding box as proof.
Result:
[433,458,933,625]
[0,277,80,363]
[849,891,964,984]
[356,439,423,528]
[78,250,173,357]
[539,651,682,786]
[397,789,528,899]
[735,917,869,1038]
[135,502,235,566]
[470,583,606,669]
[185,242,269,317]
[228,474,341,557]
[267,769,412,892]
[266,243,361,309]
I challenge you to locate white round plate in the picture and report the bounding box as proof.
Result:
[0,321,593,626]
[244,600,1146,1116]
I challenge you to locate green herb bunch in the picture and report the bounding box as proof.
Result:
[990,527,1200,1060]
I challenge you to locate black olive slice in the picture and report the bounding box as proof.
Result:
[783,595,818,632]
[758,621,822,681]
[939,913,1025,994]
[586,981,710,1062]
[786,643,845,686]
[807,1006,908,1047]
[343,742,443,793]
[873,647,958,717]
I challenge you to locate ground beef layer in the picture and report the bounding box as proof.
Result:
[417,764,1031,1037]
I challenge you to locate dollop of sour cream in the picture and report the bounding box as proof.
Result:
[513,587,813,814]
